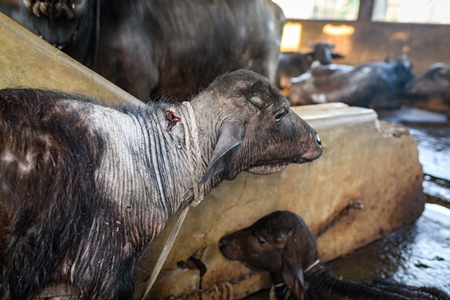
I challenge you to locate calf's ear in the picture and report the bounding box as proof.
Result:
[199,122,244,184]
[281,233,307,300]
[331,53,345,59]
[281,263,307,300]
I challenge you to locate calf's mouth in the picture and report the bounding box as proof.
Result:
[247,162,290,175]
[247,157,315,175]
[247,133,322,175]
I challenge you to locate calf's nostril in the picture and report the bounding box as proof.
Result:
[218,239,227,251]
[316,134,322,147]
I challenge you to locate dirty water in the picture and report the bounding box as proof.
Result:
[327,203,450,295]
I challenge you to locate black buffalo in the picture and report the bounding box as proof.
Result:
[275,41,344,89]
[219,211,450,300]
[1,0,285,101]
[288,55,415,109]
[406,62,450,117]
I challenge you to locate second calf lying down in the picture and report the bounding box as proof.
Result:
[219,210,450,300]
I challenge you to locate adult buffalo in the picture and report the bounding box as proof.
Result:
[1,0,285,101]
[288,55,414,109]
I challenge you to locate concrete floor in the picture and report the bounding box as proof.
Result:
[377,106,450,209]
[327,203,450,295]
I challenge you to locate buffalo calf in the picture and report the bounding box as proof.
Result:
[0,70,321,299]
[219,211,449,300]
[1,0,285,101]
[406,63,450,97]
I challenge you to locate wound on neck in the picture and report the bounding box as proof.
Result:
[165,110,181,132]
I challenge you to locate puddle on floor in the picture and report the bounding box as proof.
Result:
[326,107,450,295]
[326,203,450,295]
[377,107,450,207]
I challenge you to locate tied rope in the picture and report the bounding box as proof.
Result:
[183,101,205,206]
[304,259,320,273]
[140,101,204,300]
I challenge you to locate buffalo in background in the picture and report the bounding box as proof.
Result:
[288,54,415,109]
[406,62,450,118]
[276,41,345,90]
[0,0,285,101]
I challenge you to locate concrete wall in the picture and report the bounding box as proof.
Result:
[134,103,425,299]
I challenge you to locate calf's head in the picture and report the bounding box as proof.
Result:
[308,41,344,65]
[219,210,319,300]
[195,70,322,184]
[391,54,415,86]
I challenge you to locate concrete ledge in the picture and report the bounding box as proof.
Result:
[295,102,378,129]
[135,103,425,299]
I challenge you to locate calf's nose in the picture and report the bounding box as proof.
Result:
[301,132,323,161]
[218,238,228,252]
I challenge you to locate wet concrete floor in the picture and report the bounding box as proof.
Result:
[377,107,450,208]
[327,203,450,294]
[326,106,450,295]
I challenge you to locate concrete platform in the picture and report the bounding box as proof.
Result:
[135,103,425,299]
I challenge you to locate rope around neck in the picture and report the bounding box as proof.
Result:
[183,101,205,206]
[304,259,320,273]
[140,102,204,300]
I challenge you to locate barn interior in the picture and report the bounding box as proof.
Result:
[0,0,449,299]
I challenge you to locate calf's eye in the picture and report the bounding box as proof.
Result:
[275,112,286,122]
[257,237,267,245]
